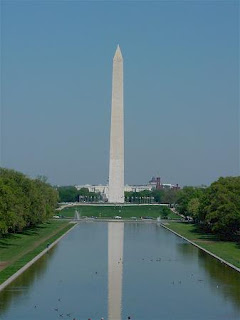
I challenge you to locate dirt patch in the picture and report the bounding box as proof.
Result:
[0,261,8,272]
[194,239,215,244]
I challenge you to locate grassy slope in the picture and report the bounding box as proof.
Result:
[59,205,179,219]
[167,222,240,269]
[0,221,74,284]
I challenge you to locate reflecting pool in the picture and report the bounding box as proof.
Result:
[0,222,240,320]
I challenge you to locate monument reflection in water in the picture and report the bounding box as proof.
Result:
[108,222,124,320]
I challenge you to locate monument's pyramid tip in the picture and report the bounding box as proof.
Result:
[113,45,123,61]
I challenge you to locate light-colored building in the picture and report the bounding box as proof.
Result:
[75,177,180,201]
[75,184,152,197]
[124,184,152,193]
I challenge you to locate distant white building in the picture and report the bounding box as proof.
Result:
[75,176,180,201]
[75,184,153,198]
[124,185,153,193]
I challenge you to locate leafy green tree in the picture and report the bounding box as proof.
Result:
[78,188,90,196]
[124,191,139,203]
[125,189,179,204]
[199,177,240,239]
[57,186,79,202]
[162,189,179,205]
[176,186,205,217]
[0,181,17,234]
[0,168,58,235]
[161,206,170,219]
[152,189,164,203]
[187,198,200,221]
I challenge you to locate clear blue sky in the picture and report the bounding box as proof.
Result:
[1,0,239,186]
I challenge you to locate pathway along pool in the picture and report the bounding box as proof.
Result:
[0,222,239,320]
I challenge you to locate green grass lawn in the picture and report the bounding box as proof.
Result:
[59,205,180,220]
[166,222,240,269]
[0,220,74,284]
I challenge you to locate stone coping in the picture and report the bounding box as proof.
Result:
[161,223,240,273]
[0,223,77,292]
[73,219,180,223]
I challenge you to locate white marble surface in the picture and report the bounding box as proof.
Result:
[108,45,124,203]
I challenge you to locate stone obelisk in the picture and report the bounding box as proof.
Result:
[108,45,124,203]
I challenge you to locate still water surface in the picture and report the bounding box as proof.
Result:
[0,222,240,320]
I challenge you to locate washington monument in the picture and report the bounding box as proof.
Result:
[108,45,124,203]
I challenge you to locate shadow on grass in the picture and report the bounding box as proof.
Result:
[236,242,240,250]
[184,223,240,244]
[0,234,20,248]
[188,224,219,241]
[19,222,54,235]
[0,223,52,248]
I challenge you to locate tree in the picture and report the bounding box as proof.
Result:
[161,206,170,219]
[152,189,164,203]
[199,177,240,239]
[57,186,79,202]
[162,189,179,205]
[176,186,205,217]
[187,198,200,221]
[0,168,58,235]
[78,188,90,196]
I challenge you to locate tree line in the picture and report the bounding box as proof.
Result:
[125,188,179,204]
[57,186,179,204]
[3,168,237,240]
[176,177,240,240]
[0,168,58,235]
[57,186,100,202]
[125,177,240,239]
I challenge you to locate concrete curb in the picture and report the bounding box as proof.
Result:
[0,223,78,292]
[68,218,181,223]
[161,223,240,273]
